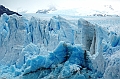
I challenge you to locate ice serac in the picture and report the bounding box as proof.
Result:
[47,16,76,50]
[79,18,96,52]
[0,14,28,66]
[0,13,120,79]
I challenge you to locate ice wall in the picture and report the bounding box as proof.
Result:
[0,13,120,79]
[0,14,79,67]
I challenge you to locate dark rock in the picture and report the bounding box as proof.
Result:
[0,5,22,16]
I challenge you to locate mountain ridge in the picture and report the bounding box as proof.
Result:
[0,5,22,16]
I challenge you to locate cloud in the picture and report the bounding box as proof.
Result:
[0,0,120,13]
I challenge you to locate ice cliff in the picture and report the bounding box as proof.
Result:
[0,13,120,79]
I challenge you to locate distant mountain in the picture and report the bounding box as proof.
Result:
[49,5,120,17]
[36,9,50,14]
[0,5,22,16]
[36,6,57,14]
[90,5,119,17]
[104,5,114,10]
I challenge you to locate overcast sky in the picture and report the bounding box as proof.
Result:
[0,0,120,13]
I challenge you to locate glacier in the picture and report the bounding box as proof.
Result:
[0,13,120,79]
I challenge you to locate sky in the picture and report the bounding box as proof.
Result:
[0,0,120,13]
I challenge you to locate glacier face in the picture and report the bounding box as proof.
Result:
[0,13,120,79]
